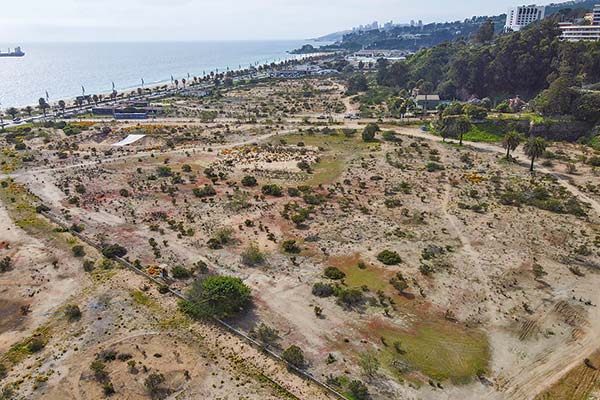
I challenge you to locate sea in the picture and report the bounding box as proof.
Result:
[0,40,316,108]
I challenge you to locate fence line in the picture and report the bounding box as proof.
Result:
[40,209,349,400]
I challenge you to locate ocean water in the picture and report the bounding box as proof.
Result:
[0,40,312,108]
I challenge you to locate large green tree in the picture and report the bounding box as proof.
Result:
[180,276,251,319]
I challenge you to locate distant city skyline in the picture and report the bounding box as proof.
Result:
[1,0,563,42]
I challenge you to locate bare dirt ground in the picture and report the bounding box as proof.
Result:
[1,78,599,400]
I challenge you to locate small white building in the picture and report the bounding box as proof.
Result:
[505,5,546,32]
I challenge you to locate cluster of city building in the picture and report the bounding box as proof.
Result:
[505,3,600,41]
[351,19,423,33]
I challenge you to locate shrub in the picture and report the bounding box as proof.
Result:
[241,242,265,266]
[324,266,346,280]
[281,240,301,254]
[0,362,6,379]
[75,184,86,194]
[377,250,402,265]
[358,352,380,376]
[390,273,409,294]
[241,175,258,187]
[211,227,234,246]
[72,245,85,258]
[282,345,305,368]
[588,156,600,167]
[35,204,50,213]
[65,304,82,321]
[83,259,95,272]
[262,184,283,197]
[156,166,172,177]
[27,338,45,353]
[426,162,444,172]
[180,276,251,319]
[251,323,280,346]
[0,256,12,273]
[103,382,115,396]
[90,360,109,382]
[337,288,363,307]
[312,282,335,297]
[193,185,216,198]
[362,123,380,142]
[297,160,311,171]
[14,142,26,151]
[348,380,369,400]
[144,372,166,399]
[287,187,300,197]
[102,244,127,259]
[171,265,192,279]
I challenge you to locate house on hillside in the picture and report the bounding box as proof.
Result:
[414,94,441,110]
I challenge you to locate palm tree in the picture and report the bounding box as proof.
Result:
[523,137,547,172]
[7,107,18,119]
[174,79,179,90]
[181,78,186,88]
[438,115,471,145]
[24,106,33,116]
[92,94,99,105]
[502,131,523,160]
[58,100,66,114]
[38,98,49,118]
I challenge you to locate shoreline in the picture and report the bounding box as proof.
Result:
[1,41,333,110]
[2,52,335,120]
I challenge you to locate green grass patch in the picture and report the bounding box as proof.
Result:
[1,326,51,368]
[462,122,505,143]
[304,157,345,185]
[0,181,55,235]
[330,254,391,292]
[371,319,490,385]
[330,253,490,385]
[131,290,153,306]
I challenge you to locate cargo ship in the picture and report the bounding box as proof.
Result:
[0,47,25,57]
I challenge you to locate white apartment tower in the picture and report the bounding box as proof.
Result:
[594,4,600,25]
[505,5,546,31]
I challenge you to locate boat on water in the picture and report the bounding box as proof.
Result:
[0,47,25,57]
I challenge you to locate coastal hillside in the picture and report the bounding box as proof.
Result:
[314,0,599,51]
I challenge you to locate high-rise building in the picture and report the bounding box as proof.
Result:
[505,5,546,31]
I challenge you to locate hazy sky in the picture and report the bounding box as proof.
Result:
[1,0,547,42]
